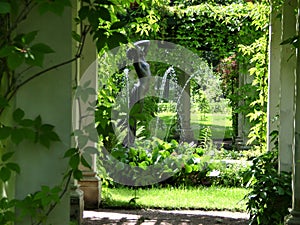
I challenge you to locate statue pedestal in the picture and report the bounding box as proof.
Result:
[70,186,84,225]
[78,171,101,209]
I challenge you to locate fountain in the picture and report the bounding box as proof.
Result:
[154,66,175,138]
[103,40,226,187]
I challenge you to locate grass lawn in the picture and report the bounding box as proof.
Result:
[102,186,249,212]
[158,111,232,140]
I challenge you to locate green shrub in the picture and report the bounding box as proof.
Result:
[158,102,176,112]
[164,154,210,187]
[214,148,244,160]
[102,137,251,188]
[164,154,250,188]
[243,150,292,225]
[210,162,250,187]
[104,138,199,186]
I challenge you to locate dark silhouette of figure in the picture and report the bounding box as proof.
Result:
[123,40,151,147]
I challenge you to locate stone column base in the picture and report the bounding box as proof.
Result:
[78,172,101,209]
[180,128,194,143]
[70,186,84,225]
[285,210,300,225]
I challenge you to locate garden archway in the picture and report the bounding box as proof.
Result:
[3,0,300,224]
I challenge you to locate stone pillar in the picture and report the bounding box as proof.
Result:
[267,4,281,152]
[69,1,85,221]
[177,72,194,142]
[12,2,77,224]
[76,30,101,209]
[285,2,300,224]
[278,0,296,172]
[238,68,252,146]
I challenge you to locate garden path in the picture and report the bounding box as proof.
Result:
[83,209,249,225]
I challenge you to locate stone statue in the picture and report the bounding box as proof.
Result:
[123,40,151,147]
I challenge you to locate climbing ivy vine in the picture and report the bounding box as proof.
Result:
[0,0,164,224]
[95,0,274,152]
[154,1,270,150]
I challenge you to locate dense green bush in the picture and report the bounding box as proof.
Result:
[162,157,250,188]
[102,138,200,186]
[104,137,251,188]
[158,102,176,112]
[243,150,292,225]
[211,162,250,187]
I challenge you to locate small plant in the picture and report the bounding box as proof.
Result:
[198,126,212,149]
[243,150,292,225]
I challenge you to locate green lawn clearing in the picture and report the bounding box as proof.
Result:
[102,186,249,212]
[158,111,232,140]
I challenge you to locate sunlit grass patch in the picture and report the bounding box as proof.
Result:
[102,186,249,212]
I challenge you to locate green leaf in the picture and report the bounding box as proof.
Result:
[78,135,88,148]
[96,36,107,51]
[138,161,148,170]
[0,167,11,182]
[78,6,89,20]
[2,152,14,162]
[184,164,193,173]
[93,28,106,41]
[98,6,111,21]
[72,31,81,42]
[7,53,24,69]
[24,31,38,44]
[11,128,24,145]
[80,155,91,169]
[13,108,25,122]
[0,2,11,14]
[39,134,50,148]
[47,131,60,142]
[110,21,127,29]
[40,124,54,132]
[73,169,83,180]
[25,51,44,67]
[31,43,54,54]
[19,119,34,127]
[88,10,100,29]
[21,128,35,142]
[0,46,14,57]
[107,32,128,50]
[6,163,20,174]
[0,126,12,140]
[69,153,80,169]
[83,146,99,154]
[51,186,62,194]
[34,115,42,129]
[64,148,78,158]
[129,162,136,167]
